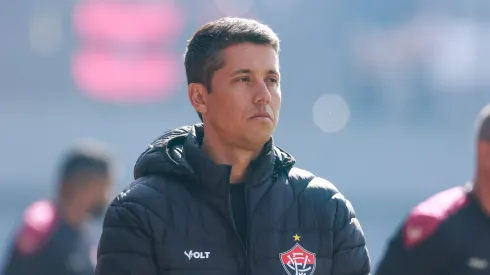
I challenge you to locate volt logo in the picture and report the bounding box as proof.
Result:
[184,251,210,260]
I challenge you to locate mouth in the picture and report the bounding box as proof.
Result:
[250,112,273,121]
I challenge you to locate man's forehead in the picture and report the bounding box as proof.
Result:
[477,104,490,141]
[223,44,278,64]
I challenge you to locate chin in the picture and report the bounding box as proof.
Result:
[241,122,274,144]
[248,131,273,146]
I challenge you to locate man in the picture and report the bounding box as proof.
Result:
[96,17,370,275]
[2,140,114,275]
[375,103,490,275]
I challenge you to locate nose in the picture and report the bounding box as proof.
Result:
[254,81,271,105]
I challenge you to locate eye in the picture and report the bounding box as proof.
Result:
[236,76,251,83]
[267,76,279,84]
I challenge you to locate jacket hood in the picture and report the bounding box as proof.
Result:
[133,124,295,183]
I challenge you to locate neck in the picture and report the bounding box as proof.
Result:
[202,128,263,183]
[473,170,490,215]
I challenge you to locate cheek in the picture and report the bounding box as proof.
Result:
[272,89,281,109]
[211,88,249,117]
[479,153,490,169]
[484,155,490,166]
[92,187,107,203]
[103,187,112,200]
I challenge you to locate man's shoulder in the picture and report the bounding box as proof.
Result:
[289,168,358,229]
[14,200,58,256]
[288,167,340,200]
[112,174,194,211]
[402,186,469,248]
[112,175,176,206]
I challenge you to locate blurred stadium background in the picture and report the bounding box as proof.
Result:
[2,0,490,268]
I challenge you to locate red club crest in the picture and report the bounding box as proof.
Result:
[279,243,316,275]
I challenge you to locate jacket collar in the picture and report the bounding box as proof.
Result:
[183,124,289,195]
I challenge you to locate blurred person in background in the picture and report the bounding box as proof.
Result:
[96,17,370,275]
[375,103,490,275]
[2,140,114,275]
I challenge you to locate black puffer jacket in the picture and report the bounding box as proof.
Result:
[96,124,370,275]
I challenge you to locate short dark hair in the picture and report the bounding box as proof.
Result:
[478,104,490,142]
[58,140,113,187]
[184,17,280,121]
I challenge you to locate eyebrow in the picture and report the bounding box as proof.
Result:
[230,69,279,76]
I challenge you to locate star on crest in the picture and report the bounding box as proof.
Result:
[293,234,301,242]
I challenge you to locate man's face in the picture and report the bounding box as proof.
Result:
[83,175,113,218]
[478,141,490,170]
[201,43,281,149]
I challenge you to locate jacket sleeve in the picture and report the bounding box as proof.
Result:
[96,201,158,275]
[331,193,371,275]
[375,216,448,275]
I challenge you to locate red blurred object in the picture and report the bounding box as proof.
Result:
[16,200,57,256]
[71,0,184,103]
[72,49,179,102]
[73,1,183,43]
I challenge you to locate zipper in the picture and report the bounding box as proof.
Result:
[244,182,251,275]
[225,167,248,275]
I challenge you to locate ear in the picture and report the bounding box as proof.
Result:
[188,83,208,116]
